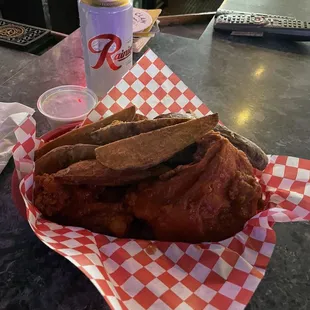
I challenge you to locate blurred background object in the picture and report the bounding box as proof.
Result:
[0,0,223,34]
[0,0,46,28]
[162,0,223,15]
[133,0,166,9]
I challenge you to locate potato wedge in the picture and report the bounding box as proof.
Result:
[35,106,136,160]
[54,160,171,186]
[133,114,148,121]
[35,144,97,175]
[156,112,268,171]
[90,118,189,145]
[95,113,219,170]
[155,112,194,120]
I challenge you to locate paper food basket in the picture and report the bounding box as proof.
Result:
[13,50,310,310]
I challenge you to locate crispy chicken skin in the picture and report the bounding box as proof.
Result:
[127,132,262,243]
[34,175,132,237]
[35,174,71,217]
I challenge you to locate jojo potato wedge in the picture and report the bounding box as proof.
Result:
[156,112,268,170]
[95,113,219,170]
[54,160,171,186]
[35,106,136,160]
[35,144,97,175]
[90,118,189,145]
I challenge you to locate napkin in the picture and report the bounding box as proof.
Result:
[0,102,35,174]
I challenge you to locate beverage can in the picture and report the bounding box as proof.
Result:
[78,0,133,98]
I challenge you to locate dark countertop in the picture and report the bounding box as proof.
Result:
[221,0,310,18]
[0,46,36,85]
[1,2,310,310]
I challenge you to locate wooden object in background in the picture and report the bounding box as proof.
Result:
[159,12,215,26]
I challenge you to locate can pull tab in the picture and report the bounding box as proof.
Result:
[81,0,130,7]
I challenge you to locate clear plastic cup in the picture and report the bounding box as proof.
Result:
[37,85,98,129]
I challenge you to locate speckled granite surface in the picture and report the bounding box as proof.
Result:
[1,2,310,309]
[0,47,36,85]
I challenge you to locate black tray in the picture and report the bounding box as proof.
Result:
[0,18,51,51]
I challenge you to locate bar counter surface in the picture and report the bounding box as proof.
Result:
[1,0,310,309]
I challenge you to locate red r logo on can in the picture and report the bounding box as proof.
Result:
[88,34,131,71]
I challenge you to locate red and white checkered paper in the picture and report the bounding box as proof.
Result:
[13,50,310,310]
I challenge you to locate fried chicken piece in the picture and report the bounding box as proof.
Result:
[57,201,133,237]
[127,131,262,243]
[34,175,132,237]
[35,174,72,217]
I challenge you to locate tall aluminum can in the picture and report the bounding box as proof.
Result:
[78,0,133,98]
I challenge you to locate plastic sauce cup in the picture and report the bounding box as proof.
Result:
[37,85,98,129]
